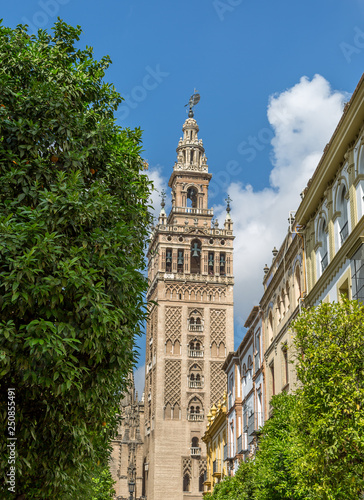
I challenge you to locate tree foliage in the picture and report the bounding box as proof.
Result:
[0,20,153,499]
[292,299,364,499]
[207,300,364,500]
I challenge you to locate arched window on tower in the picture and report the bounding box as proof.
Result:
[219,252,226,276]
[166,248,172,273]
[183,474,190,492]
[191,239,201,274]
[177,249,184,274]
[187,186,198,208]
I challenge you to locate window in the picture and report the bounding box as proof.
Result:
[338,185,349,245]
[187,186,198,208]
[294,265,302,303]
[317,218,328,275]
[268,310,274,342]
[166,248,172,272]
[219,252,226,276]
[183,474,190,492]
[352,244,364,303]
[282,344,289,387]
[191,239,201,273]
[270,362,275,397]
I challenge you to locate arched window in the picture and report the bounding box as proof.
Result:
[294,265,302,303]
[183,474,190,492]
[317,218,328,274]
[191,239,201,274]
[188,398,203,420]
[192,437,199,448]
[276,295,282,322]
[187,186,198,208]
[199,473,205,492]
[188,310,203,331]
[338,185,349,245]
[285,281,290,310]
[268,310,274,342]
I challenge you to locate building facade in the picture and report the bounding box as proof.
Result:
[143,110,235,500]
[202,394,228,496]
[110,373,145,500]
[260,233,302,416]
[295,74,364,307]
[223,305,263,475]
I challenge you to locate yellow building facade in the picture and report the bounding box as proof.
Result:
[295,73,364,306]
[202,393,228,496]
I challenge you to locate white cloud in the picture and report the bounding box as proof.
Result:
[147,164,171,221]
[214,75,349,340]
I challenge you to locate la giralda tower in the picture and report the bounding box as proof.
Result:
[143,96,234,500]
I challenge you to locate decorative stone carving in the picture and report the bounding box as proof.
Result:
[164,360,181,407]
[210,361,226,407]
[165,306,182,343]
[210,309,226,344]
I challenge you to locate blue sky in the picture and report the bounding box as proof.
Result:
[4,0,364,393]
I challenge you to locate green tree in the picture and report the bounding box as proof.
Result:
[253,392,304,500]
[90,465,116,500]
[0,20,153,499]
[293,299,364,500]
[204,459,255,500]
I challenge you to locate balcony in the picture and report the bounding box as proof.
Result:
[188,380,203,389]
[321,252,328,273]
[213,459,221,476]
[255,352,260,371]
[190,447,201,456]
[340,221,349,244]
[237,435,242,454]
[188,324,204,332]
[248,413,255,443]
[189,349,204,358]
[187,411,204,422]
[171,206,214,216]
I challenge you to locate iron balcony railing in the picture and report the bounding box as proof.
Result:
[188,349,204,358]
[340,221,349,244]
[187,411,204,422]
[255,352,260,371]
[237,434,242,454]
[321,252,328,273]
[188,380,203,389]
[190,447,201,456]
[248,413,255,443]
[213,459,221,474]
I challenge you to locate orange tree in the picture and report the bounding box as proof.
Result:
[0,20,153,499]
[292,299,364,499]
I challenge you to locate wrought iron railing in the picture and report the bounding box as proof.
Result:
[321,252,328,273]
[340,221,349,244]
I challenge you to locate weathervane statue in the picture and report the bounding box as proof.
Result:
[185,89,200,117]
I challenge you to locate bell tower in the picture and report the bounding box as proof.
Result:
[144,99,234,500]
